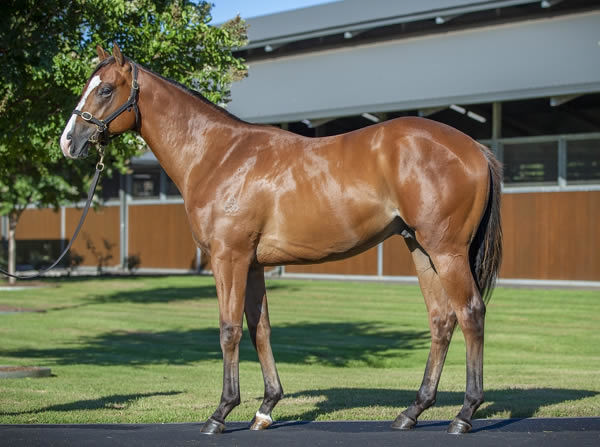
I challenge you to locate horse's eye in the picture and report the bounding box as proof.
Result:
[99,86,112,97]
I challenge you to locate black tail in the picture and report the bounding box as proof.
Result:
[470,145,503,304]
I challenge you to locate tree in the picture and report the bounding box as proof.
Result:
[0,0,247,282]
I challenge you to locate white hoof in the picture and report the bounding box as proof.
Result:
[250,411,273,430]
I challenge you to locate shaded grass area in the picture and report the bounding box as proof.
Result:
[5,323,429,368]
[0,276,599,424]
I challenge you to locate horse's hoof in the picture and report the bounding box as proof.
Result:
[200,418,225,435]
[391,413,416,430]
[249,412,273,430]
[447,417,472,434]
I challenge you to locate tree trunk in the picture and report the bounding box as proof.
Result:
[7,213,17,285]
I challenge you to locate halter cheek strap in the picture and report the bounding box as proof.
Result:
[73,62,140,146]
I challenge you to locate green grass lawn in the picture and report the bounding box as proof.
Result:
[1,276,599,424]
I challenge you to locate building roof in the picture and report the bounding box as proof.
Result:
[243,0,541,49]
[228,10,600,123]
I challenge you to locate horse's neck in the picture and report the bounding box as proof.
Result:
[136,69,243,196]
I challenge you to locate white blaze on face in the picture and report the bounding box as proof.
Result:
[60,75,102,157]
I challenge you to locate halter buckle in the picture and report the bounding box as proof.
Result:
[81,111,93,121]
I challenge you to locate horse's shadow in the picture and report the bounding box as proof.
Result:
[4,322,429,367]
[276,387,598,426]
[42,280,295,308]
[3,387,595,426]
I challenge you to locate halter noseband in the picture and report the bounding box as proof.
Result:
[73,62,140,146]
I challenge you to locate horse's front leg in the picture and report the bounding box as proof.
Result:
[200,247,253,435]
[245,265,283,430]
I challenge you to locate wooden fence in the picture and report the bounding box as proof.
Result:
[9,190,600,281]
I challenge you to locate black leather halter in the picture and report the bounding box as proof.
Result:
[73,62,140,146]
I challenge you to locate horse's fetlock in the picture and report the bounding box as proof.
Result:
[417,390,436,409]
[221,393,241,408]
[465,392,484,409]
[270,389,284,404]
[264,383,283,403]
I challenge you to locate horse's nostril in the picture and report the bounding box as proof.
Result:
[66,132,72,141]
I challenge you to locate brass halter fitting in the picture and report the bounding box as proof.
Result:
[96,147,105,172]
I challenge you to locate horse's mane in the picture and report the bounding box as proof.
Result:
[91,56,247,124]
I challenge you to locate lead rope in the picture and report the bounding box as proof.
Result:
[0,149,105,280]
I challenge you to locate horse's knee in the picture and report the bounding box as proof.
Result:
[220,324,242,349]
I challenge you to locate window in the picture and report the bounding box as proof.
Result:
[424,103,492,140]
[101,174,120,201]
[501,95,600,138]
[567,139,600,185]
[164,170,181,197]
[132,168,160,198]
[503,142,558,186]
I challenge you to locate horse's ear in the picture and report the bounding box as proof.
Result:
[96,45,110,61]
[112,42,124,66]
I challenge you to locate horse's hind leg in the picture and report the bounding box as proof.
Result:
[392,239,457,430]
[433,249,486,434]
[244,265,283,430]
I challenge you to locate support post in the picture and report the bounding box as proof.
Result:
[492,101,502,158]
[7,213,17,285]
[119,174,129,270]
[159,169,167,201]
[1,215,6,241]
[1,216,7,272]
[492,102,503,176]
[377,243,384,277]
[60,207,66,252]
[558,138,567,187]
[196,247,202,272]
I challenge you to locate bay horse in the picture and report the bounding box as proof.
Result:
[60,44,502,435]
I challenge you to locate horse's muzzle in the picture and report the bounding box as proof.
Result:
[66,124,95,159]
[70,140,90,159]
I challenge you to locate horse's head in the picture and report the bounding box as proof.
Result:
[60,43,139,159]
